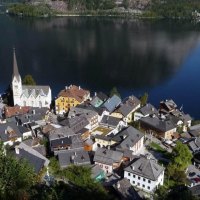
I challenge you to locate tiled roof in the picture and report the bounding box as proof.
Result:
[22,85,50,98]
[100,115,121,128]
[5,106,30,118]
[139,103,158,116]
[57,85,90,103]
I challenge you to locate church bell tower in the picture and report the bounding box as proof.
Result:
[12,48,22,106]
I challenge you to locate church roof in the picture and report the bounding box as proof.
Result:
[22,85,50,98]
[12,48,21,81]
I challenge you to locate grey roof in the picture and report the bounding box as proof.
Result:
[22,85,50,98]
[0,122,22,142]
[113,178,142,200]
[12,48,21,81]
[18,125,30,134]
[94,148,123,165]
[51,136,72,148]
[100,115,121,128]
[160,99,177,111]
[16,148,45,174]
[102,95,121,113]
[77,104,106,116]
[118,96,141,117]
[139,116,176,132]
[16,113,43,124]
[190,185,200,196]
[59,115,89,133]
[139,103,158,116]
[68,107,98,122]
[58,148,90,168]
[49,126,75,140]
[125,156,164,181]
[90,96,104,107]
[114,126,144,150]
[188,138,200,152]
[96,92,108,102]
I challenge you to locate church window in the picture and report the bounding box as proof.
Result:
[39,101,42,108]
[24,101,26,106]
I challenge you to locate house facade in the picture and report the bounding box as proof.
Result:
[55,85,90,114]
[12,49,52,108]
[124,155,165,193]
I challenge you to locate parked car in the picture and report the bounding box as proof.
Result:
[189,172,196,177]
[192,178,200,183]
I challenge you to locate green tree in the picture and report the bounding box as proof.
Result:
[0,143,36,199]
[140,92,148,106]
[171,141,192,171]
[63,165,110,200]
[110,86,121,98]
[23,74,36,85]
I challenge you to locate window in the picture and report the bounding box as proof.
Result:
[138,176,140,180]
[148,180,151,183]
[143,178,146,182]
[128,173,131,176]
[132,181,135,184]
[133,174,135,178]
[148,186,150,190]
[142,184,145,188]
[137,183,140,186]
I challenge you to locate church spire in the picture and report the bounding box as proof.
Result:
[12,48,21,81]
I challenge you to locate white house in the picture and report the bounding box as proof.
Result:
[12,49,52,108]
[124,155,164,193]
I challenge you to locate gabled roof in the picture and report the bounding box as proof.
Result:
[94,147,123,165]
[96,92,108,102]
[117,96,141,117]
[125,156,164,181]
[22,85,50,98]
[16,148,45,174]
[102,95,121,113]
[114,126,144,150]
[188,138,200,152]
[100,115,121,128]
[138,103,158,116]
[58,148,90,168]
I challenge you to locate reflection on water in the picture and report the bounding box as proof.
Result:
[0,16,200,117]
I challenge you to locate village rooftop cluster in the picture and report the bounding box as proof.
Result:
[0,50,200,199]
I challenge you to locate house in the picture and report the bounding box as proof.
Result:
[102,95,121,113]
[189,124,200,137]
[111,95,141,123]
[18,125,32,139]
[94,134,116,149]
[94,147,123,173]
[49,126,84,154]
[4,106,30,118]
[159,99,177,114]
[139,116,177,140]
[15,141,49,167]
[55,85,90,114]
[134,103,158,121]
[15,148,46,174]
[188,137,200,153]
[68,107,99,130]
[0,122,22,146]
[12,49,52,108]
[58,148,90,169]
[113,126,144,155]
[124,155,165,193]
[113,178,142,200]
[100,115,126,134]
[90,92,108,108]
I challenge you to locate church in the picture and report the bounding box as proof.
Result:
[12,49,52,108]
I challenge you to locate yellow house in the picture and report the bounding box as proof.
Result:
[55,85,90,114]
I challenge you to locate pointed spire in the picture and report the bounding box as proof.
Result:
[12,47,21,81]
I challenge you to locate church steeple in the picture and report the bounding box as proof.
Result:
[12,48,21,81]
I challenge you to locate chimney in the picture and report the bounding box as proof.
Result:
[94,92,97,96]
[65,86,68,90]
[15,146,20,154]
[79,86,81,90]
[32,110,35,115]
[117,182,120,189]
[130,165,134,170]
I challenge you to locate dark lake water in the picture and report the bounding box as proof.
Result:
[0,15,200,118]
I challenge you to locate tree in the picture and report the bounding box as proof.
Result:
[140,92,148,106]
[63,165,110,200]
[23,74,36,85]
[110,86,121,98]
[170,141,192,171]
[0,143,36,199]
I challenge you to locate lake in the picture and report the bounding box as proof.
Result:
[0,15,200,118]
